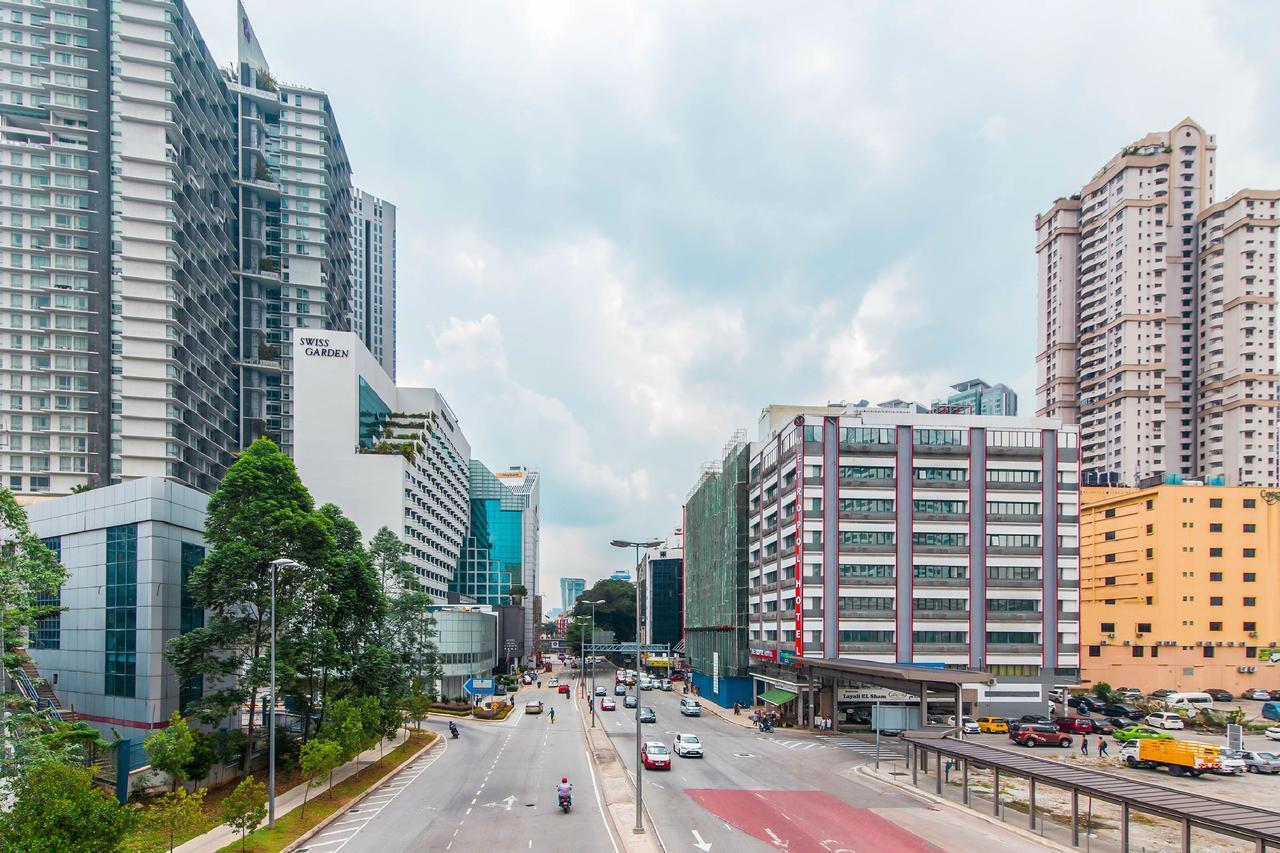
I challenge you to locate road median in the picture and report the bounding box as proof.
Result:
[580,692,664,853]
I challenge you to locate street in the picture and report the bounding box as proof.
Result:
[314,677,616,853]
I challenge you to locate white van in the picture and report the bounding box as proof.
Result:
[1163,692,1214,717]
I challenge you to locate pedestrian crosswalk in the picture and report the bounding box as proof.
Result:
[815,734,906,755]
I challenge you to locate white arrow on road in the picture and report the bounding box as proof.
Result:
[765,828,789,849]
[692,829,712,851]
[481,795,517,812]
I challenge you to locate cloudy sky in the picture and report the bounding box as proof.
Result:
[191,0,1280,601]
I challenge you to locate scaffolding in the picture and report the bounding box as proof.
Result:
[683,430,750,679]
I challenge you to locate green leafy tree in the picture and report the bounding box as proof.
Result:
[404,691,431,729]
[1091,682,1114,703]
[143,711,196,792]
[163,438,334,771]
[0,486,67,669]
[131,787,206,853]
[0,712,105,780]
[220,776,267,851]
[298,738,344,817]
[570,579,637,642]
[0,761,135,852]
[369,526,439,691]
[319,697,367,763]
[182,730,217,788]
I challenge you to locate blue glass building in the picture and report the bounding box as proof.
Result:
[452,461,526,604]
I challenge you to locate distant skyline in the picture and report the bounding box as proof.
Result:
[189,0,1280,595]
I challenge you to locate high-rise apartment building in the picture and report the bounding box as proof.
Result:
[352,189,395,379]
[747,403,1080,714]
[937,379,1018,416]
[1036,118,1279,487]
[560,577,586,612]
[1080,484,1279,694]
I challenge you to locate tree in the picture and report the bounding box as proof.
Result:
[404,691,431,729]
[570,579,637,642]
[1091,682,1114,703]
[0,762,135,852]
[369,526,439,691]
[319,697,367,763]
[0,486,67,670]
[220,776,267,851]
[132,787,206,853]
[506,584,527,604]
[182,731,217,788]
[143,711,196,792]
[164,438,334,772]
[298,738,344,817]
[0,712,105,781]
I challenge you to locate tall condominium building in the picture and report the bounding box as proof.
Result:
[937,379,1018,416]
[351,189,395,379]
[747,403,1080,715]
[1080,484,1279,694]
[560,577,586,612]
[1036,118,1279,487]
[293,331,469,600]
[454,460,526,604]
[494,466,540,659]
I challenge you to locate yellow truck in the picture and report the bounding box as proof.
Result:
[1119,738,1222,777]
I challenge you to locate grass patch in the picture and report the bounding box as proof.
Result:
[215,731,435,853]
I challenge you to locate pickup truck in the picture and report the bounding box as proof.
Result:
[1119,739,1222,777]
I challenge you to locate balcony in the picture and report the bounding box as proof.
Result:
[987,643,1042,654]
[986,576,1040,589]
[840,442,896,455]
[985,611,1043,623]
[838,642,895,654]
[912,478,967,490]
[986,513,1042,525]
[840,510,896,522]
[913,643,969,654]
[913,576,968,589]
[986,445,1044,459]
[913,443,969,457]
[840,476,895,489]
[839,608,895,619]
[912,609,969,621]
[839,542,895,556]
[987,545,1041,556]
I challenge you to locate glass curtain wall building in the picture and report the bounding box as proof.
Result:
[453,460,524,605]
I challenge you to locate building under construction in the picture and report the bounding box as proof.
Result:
[683,431,753,708]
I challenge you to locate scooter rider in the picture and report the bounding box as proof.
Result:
[556,777,573,808]
[448,721,459,738]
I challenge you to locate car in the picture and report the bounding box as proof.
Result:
[1267,727,1280,742]
[1203,689,1234,702]
[525,701,543,714]
[947,716,981,734]
[558,684,570,695]
[976,716,1009,734]
[680,698,702,717]
[1148,688,1177,700]
[1243,751,1280,774]
[673,733,703,757]
[1114,688,1144,701]
[614,684,627,696]
[639,678,654,691]
[624,695,638,709]
[1102,716,1129,731]
[1214,750,1247,775]
[1145,712,1184,730]
[1067,696,1097,713]
[639,707,657,723]
[1243,688,1272,701]
[548,678,560,687]
[1100,704,1143,721]
[659,679,673,691]
[1054,717,1097,735]
[1112,725,1173,743]
[640,741,671,770]
[1009,714,1052,732]
[1090,719,1117,735]
[1269,690,1280,702]
[600,698,616,711]
[1010,725,1071,748]
[594,686,607,697]
[671,671,685,681]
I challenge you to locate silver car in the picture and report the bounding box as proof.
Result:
[1214,750,1248,775]
[1243,751,1280,774]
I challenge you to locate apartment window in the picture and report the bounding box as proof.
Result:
[914,429,967,446]
[913,532,967,547]
[987,565,1037,580]
[1105,508,1116,519]
[1244,597,1257,607]
[840,465,893,480]
[1210,597,1223,606]
[1088,646,1101,657]
[1145,548,1153,559]
[105,524,138,698]
[987,501,1039,517]
[913,630,967,644]
[1104,554,1116,563]
[987,534,1040,548]
[1209,523,1222,532]
[840,596,893,611]
[839,630,892,644]
[30,537,61,649]
[839,563,894,579]
[912,467,967,482]
[840,530,895,546]
[914,564,966,579]
[1204,646,1215,658]
[987,598,1037,612]
[842,427,893,444]
[987,632,1037,645]
[1104,576,1116,585]
[1210,547,1223,558]
[913,597,967,612]
[1210,572,1223,582]
[179,542,206,712]
[1244,524,1256,533]
[1210,498,1223,508]
[1145,499,1154,510]
[841,498,894,513]
[1244,573,1256,583]
[1244,499,1257,508]
[1146,524,1153,534]
[1136,622,1151,633]
[915,499,967,515]
[1100,622,1116,633]
[1244,622,1257,632]
[987,469,1039,484]
[1132,646,1145,658]
[1104,530,1116,541]
[1243,548,1256,558]
[1209,622,1223,632]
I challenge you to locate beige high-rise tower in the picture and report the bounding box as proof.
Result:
[1036,118,1279,487]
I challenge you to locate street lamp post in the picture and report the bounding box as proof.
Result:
[267,558,301,829]
[610,538,662,835]
[580,600,605,728]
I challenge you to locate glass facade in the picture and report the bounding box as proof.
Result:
[452,460,524,604]
[31,537,61,650]
[357,377,392,449]
[105,524,138,698]
[179,542,206,712]
[647,557,683,648]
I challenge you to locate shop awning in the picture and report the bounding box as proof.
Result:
[760,688,798,706]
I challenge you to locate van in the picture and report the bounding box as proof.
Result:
[1262,702,1280,722]
[680,698,702,717]
[1163,692,1214,717]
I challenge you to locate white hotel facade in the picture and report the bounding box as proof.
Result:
[746,404,1081,714]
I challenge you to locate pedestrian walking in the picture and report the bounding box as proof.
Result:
[1098,737,1108,758]
[733,702,741,715]
[1081,737,1089,756]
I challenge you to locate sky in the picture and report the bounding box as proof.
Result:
[190,0,1280,602]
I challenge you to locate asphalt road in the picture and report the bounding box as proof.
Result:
[310,672,617,853]
[601,680,1048,853]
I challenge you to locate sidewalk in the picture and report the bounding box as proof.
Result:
[694,693,819,735]
[174,728,409,853]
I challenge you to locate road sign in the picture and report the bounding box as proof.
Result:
[463,677,495,697]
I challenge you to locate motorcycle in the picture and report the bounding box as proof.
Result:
[449,723,459,739]
[558,793,572,814]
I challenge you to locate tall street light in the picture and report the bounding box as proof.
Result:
[580,599,606,728]
[610,537,662,835]
[267,558,302,829]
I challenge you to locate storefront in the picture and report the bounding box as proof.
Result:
[835,686,942,727]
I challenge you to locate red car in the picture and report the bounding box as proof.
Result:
[1010,725,1072,748]
[558,684,570,695]
[670,671,685,681]
[1054,717,1098,735]
[600,698,616,711]
[641,741,671,770]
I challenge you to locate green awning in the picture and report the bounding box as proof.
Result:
[760,688,798,706]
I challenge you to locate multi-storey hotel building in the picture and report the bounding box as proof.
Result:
[1036,117,1278,487]
[746,404,1081,714]
[352,189,395,379]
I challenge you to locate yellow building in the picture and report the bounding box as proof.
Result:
[1080,485,1280,694]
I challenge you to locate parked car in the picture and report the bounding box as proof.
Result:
[1243,688,1273,701]
[558,684,570,695]
[673,733,703,758]
[1103,717,1130,731]
[976,716,1009,734]
[1243,751,1280,774]
[670,671,685,681]
[1113,725,1173,743]
[1009,714,1052,732]
[525,701,543,714]
[1148,688,1177,700]
[1202,689,1234,702]
[1010,724,1071,748]
[1145,712,1185,730]
[640,741,671,770]
[624,695,638,709]
[1268,690,1280,702]
[1214,750,1247,775]
[1068,695,1098,713]
[1266,726,1280,742]
[1055,717,1097,735]
[1114,688,1144,701]
[947,716,980,734]
[1264,702,1280,722]
[1100,704,1143,721]
[639,707,657,723]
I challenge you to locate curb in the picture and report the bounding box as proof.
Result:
[853,765,1071,852]
[282,732,441,853]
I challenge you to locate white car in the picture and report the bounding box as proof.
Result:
[1243,688,1272,701]
[673,733,703,757]
[1266,727,1280,742]
[639,678,654,691]
[547,678,559,687]
[947,715,981,734]
[1214,750,1247,775]
[1145,712,1185,730]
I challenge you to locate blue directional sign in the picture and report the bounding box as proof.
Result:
[463,677,495,697]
